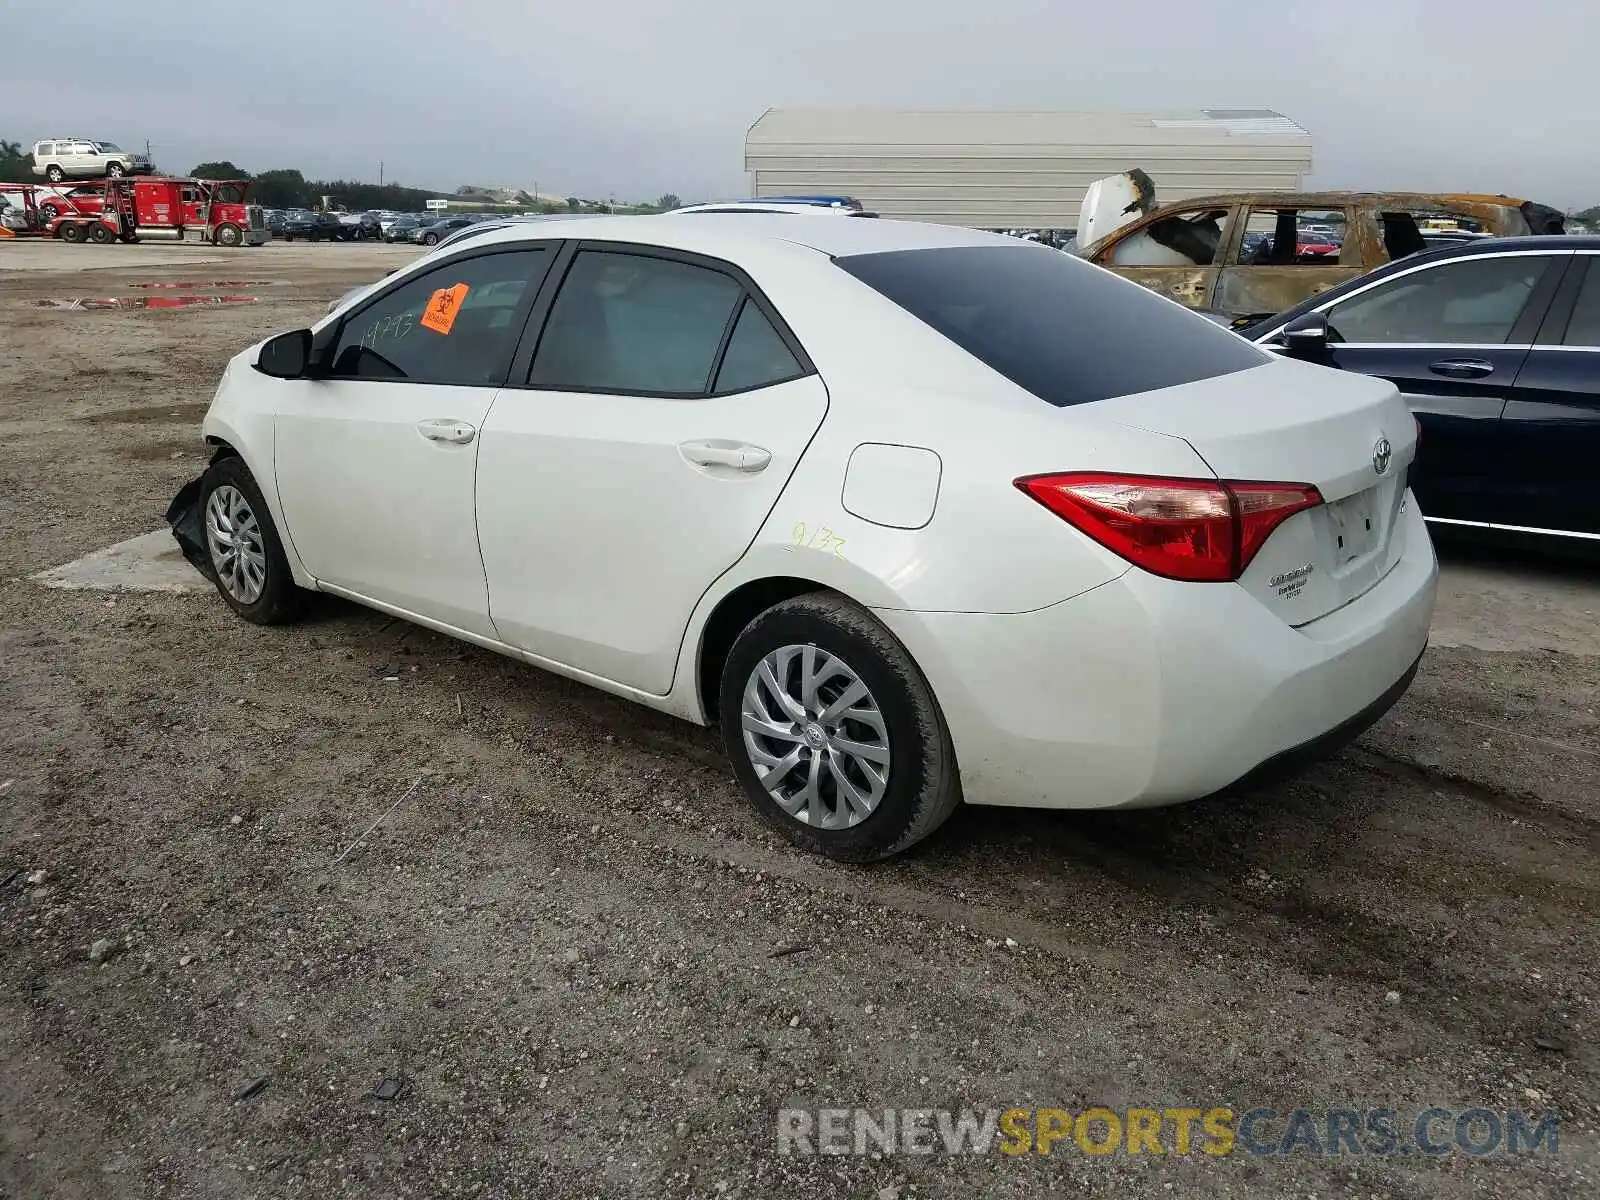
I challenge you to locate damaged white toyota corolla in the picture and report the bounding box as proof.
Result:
[167,214,1437,861]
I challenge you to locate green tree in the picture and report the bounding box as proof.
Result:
[654,193,681,211]
[0,138,33,184]
[250,168,312,208]
[191,160,250,180]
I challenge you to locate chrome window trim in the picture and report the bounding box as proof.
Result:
[1424,516,1600,542]
[1252,249,1574,343]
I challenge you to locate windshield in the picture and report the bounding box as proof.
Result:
[836,244,1269,408]
[93,142,122,152]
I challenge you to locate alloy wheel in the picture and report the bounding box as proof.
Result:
[204,484,268,605]
[740,644,891,829]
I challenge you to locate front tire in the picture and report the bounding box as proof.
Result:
[214,223,241,247]
[197,457,306,625]
[106,162,125,179]
[718,593,961,862]
[46,165,65,183]
[422,232,439,246]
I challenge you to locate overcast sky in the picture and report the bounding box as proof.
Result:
[6,0,1596,208]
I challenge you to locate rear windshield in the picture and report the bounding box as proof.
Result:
[836,244,1268,407]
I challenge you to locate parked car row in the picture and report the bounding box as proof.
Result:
[258,207,518,244]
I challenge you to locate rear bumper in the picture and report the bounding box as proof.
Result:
[874,499,1438,810]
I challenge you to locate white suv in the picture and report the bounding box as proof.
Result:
[32,138,153,183]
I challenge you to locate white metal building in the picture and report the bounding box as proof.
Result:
[744,109,1313,229]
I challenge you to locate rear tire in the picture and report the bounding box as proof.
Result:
[196,457,307,626]
[89,223,114,244]
[59,222,85,243]
[718,593,962,862]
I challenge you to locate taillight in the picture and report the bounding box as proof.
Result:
[1015,472,1322,583]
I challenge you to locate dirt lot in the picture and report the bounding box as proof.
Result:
[1,239,1596,1199]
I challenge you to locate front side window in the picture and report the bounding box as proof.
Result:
[1105,207,1234,268]
[530,251,744,394]
[328,248,553,385]
[94,142,122,152]
[1325,255,1552,345]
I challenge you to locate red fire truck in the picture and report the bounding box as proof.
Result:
[1,177,266,246]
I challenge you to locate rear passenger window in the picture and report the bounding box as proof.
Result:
[713,299,803,393]
[1562,263,1600,347]
[531,251,743,394]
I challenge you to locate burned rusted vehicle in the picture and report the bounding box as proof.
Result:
[1075,170,1566,328]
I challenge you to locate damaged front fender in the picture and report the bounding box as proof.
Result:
[164,473,216,583]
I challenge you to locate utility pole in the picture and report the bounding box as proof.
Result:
[379,161,384,188]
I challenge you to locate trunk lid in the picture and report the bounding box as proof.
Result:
[1101,356,1418,625]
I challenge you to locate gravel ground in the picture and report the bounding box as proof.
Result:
[1,241,1597,1199]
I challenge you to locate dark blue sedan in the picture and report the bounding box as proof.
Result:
[1249,235,1600,542]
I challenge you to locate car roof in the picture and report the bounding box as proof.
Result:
[1151,190,1535,211]
[447,213,1007,259]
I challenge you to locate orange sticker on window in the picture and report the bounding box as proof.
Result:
[419,283,469,334]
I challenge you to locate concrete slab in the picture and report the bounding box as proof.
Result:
[1,239,422,273]
[0,244,230,271]
[32,530,210,594]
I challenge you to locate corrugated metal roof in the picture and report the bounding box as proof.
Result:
[746,108,1311,147]
[744,108,1313,229]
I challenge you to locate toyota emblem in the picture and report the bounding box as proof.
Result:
[1372,437,1392,475]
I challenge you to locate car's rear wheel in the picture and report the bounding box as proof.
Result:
[719,593,961,862]
[88,223,113,244]
[59,221,85,243]
[198,457,306,625]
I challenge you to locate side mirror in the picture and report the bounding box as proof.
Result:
[255,329,312,378]
[1280,312,1331,359]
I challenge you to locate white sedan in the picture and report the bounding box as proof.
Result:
[167,215,1437,861]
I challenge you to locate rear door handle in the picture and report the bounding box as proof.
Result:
[416,418,476,445]
[1428,358,1494,380]
[679,439,771,472]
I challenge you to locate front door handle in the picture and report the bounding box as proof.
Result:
[679,439,771,472]
[416,418,476,445]
[1428,358,1494,380]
